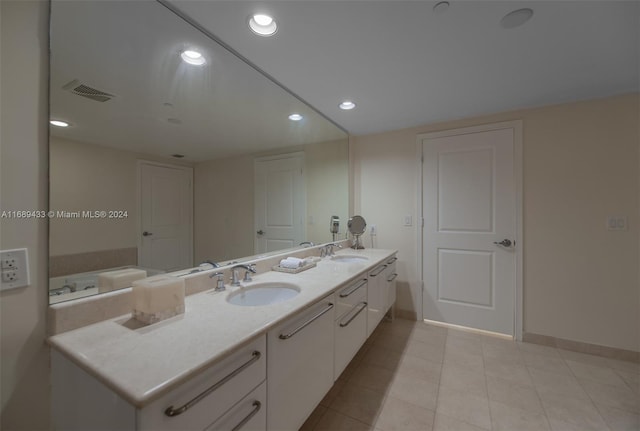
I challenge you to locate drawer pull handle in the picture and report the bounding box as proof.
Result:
[339,301,367,328]
[339,279,367,298]
[369,265,387,277]
[164,351,261,417]
[387,273,398,282]
[231,400,262,431]
[386,257,398,264]
[279,303,334,340]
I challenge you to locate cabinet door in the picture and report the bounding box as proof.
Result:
[267,294,335,431]
[367,264,387,336]
[52,350,136,431]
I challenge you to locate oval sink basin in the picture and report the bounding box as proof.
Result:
[227,282,300,306]
[331,255,369,263]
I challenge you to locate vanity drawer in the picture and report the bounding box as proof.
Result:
[139,335,266,431]
[334,296,368,379]
[335,278,368,318]
[205,381,266,431]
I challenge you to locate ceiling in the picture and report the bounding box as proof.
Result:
[167,0,639,136]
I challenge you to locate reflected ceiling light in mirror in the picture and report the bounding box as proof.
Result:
[433,1,450,14]
[288,113,303,121]
[500,8,534,29]
[50,120,70,127]
[339,100,356,110]
[249,14,277,36]
[180,49,206,66]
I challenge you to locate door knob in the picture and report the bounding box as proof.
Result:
[493,239,512,247]
[256,230,265,235]
[143,231,153,236]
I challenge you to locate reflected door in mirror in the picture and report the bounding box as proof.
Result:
[254,154,305,254]
[139,162,193,271]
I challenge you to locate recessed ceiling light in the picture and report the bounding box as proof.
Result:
[500,8,534,29]
[249,14,277,36]
[288,113,303,121]
[50,120,69,127]
[339,100,356,110]
[180,49,206,66]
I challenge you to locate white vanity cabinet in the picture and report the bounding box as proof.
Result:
[266,293,335,431]
[334,277,368,378]
[52,335,267,431]
[367,263,388,336]
[384,255,398,315]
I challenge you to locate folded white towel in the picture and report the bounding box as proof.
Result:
[279,257,304,269]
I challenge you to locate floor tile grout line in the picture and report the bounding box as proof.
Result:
[521,342,554,431]
[479,332,496,431]
[556,344,613,430]
[428,327,446,431]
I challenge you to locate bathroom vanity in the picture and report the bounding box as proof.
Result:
[49,247,398,431]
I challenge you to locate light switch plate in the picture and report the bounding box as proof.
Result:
[403,215,412,226]
[0,248,30,291]
[606,216,627,231]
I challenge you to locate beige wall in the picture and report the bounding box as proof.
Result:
[305,139,350,244]
[49,137,191,256]
[0,1,50,430]
[353,93,640,352]
[194,139,349,264]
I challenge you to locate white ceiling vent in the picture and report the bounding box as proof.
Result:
[62,79,116,103]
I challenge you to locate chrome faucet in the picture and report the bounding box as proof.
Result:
[322,243,342,257]
[200,260,220,268]
[209,272,225,291]
[231,264,257,286]
[299,241,315,247]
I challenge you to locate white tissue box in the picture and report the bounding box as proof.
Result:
[98,268,147,293]
[132,276,185,324]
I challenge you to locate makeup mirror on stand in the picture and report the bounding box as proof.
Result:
[348,215,367,249]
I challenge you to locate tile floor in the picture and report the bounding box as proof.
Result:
[300,318,640,431]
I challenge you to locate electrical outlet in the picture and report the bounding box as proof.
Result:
[0,248,29,290]
[1,257,16,269]
[2,270,17,282]
[370,225,377,236]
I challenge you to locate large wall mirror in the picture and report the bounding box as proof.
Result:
[49,0,349,303]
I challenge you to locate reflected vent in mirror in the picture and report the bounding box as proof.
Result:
[62,79,116,103]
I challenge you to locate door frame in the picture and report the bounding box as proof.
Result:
[136,160,194,269]
[416,120,523,340]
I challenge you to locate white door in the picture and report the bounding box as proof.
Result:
[254,154,305,254]
[421,124,520,336]
[139,162,193,271]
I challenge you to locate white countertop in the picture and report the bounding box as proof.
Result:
[48,248,397,408]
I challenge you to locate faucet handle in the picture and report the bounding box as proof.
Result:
[209,272,225,291]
